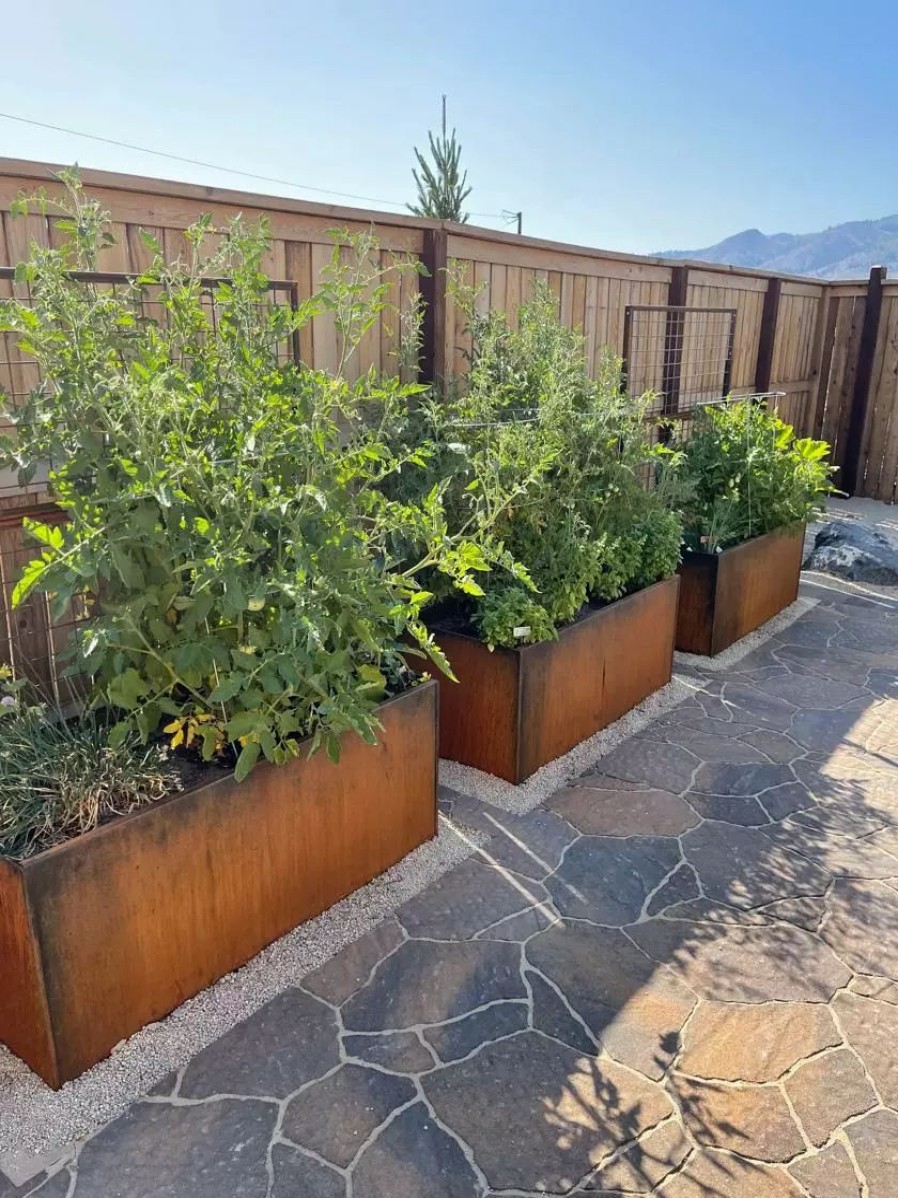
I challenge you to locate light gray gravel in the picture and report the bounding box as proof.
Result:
[0,815,485,1159]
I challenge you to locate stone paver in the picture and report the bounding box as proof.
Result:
[424,1034,674,1192]
[676,1001,839,1082]
[670,1074,805,1162]
[281,1063,415,1167]
[843,1109,898,1198]
[581,1118,690,1191]
[832,990,898,1107]
[269,1144,344,1198]
[788,1142,863,1198]
[179,988,339,1100]
[11,580,898,1197]
[783,1047,876,1146]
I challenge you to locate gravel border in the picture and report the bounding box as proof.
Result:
[0,816,486,1160]
[674,594,818,672]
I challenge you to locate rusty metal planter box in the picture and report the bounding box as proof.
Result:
[676,525,805,656]
[432,576,679,784]
[0,682,438,1089]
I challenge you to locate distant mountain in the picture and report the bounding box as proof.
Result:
[659,216,898,279]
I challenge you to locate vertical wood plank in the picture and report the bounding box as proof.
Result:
[310,243,338,372]
[285,241,314,366]
[506,265,522,330]
[571,275,587,337]
[754,278,782,394]
[842,266,887,494]
[584,276,599,375]
[419,229,448,388]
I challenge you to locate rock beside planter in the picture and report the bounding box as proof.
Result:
[804,521,898,585]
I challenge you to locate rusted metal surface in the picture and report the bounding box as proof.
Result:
[433,577,679,784]
[0,682,438,1088]
[676,525,805,656]
[0,858,57,1084]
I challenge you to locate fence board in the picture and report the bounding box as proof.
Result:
[865,294,898,500]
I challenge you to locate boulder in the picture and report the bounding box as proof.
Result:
[804,520,898,585]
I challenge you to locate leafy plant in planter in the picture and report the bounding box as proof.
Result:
[0,173,522,785]
[671,399,836,553]
[0,666,178,860]
[384,282,683,647]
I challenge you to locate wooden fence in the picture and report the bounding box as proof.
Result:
[0,158,894,562]
[2,156,897,685]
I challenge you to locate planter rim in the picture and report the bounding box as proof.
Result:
[1,680,437,875]
[682,522,806,563]
[429,575,679,659]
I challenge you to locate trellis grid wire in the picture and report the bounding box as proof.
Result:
[622,304,738,426]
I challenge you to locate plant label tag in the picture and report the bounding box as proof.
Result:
[513,626,531,639]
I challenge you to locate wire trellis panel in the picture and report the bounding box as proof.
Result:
[623,305,738,424]
[0,504,89,704]
[0,267,301,505]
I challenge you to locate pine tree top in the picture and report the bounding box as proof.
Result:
[408,96,472,223]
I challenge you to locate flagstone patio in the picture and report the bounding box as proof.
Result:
[7,576,898,1197]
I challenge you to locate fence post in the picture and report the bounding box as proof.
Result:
[419,226,448,390]
[842,264,887,496]
[661,266,688,415]
[754,277,782,394]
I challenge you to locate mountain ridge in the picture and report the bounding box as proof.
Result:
[659,216,898,280]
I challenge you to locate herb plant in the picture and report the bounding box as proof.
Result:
[671,399,836,553]
[386,283,683,647]
[0,173,519,779]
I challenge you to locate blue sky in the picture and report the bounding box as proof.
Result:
[1,0,895,253]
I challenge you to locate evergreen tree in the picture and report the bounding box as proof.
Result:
[408,96,472,222]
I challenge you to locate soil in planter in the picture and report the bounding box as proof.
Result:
[426,592,631,644]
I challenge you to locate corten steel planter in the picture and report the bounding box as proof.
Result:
[0,682,438,1088]
[676,524,805,656]
[432,576,679,784]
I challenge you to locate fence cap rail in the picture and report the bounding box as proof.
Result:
[0,156,442,235]
[0,157,867,290]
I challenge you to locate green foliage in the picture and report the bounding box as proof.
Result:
[473,584,557,649]
[671,399,836,553]
[0,669,178,860]
[408,95,472,222]
[0,172,519,774]
[385,282,683,647]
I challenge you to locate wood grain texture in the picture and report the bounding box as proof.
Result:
[677,527,804,656]
[0,683,438,1088]
[0,170,425,386]
[433,577,679,784]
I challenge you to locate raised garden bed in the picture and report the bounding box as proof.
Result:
[676,525,805,656]
[0,682,437,1089]
[432,577,679,783]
